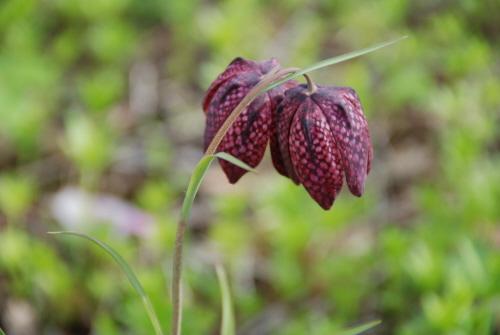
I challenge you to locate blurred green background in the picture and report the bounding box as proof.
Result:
[0,0,499,334]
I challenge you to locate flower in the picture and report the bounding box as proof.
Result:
[203,57,296,183]
[271,84,373,209]
[203,57,372,210]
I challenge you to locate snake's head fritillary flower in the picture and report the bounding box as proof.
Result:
[273,84,373,209]
[203,57,297,183]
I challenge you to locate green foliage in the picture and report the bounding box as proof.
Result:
[0,174,37,220]
[62,113,114,178]
[49,231,165,335]
[1,0,499,334]
[339,320,381,335]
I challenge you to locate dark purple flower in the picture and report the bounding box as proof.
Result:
[271,84,373,209]
[203,57,297,183]
[203,57,373,210]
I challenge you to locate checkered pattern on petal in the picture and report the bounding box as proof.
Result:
[203,58,284,183]
[276,85,309,184]
[269,80,299,179]
[288,98,344,209]
[311,87,372,196]
[202,57,257,113]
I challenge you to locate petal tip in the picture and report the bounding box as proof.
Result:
[347,180,365,197]
[318,199,334,210]
[224,169,245,184]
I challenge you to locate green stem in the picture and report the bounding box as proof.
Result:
[171,155,215,335]
[171,218,186,335]
[170,68,296,335]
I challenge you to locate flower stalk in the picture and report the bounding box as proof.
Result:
[171,67,298,335]
[171,36,406,335]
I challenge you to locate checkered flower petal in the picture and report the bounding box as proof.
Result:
[202,57,257,113]
[269,80,299,179]
[202,57,283,183]
[276,84,372,209]
[288,98,344,209]
[311,87,372,196]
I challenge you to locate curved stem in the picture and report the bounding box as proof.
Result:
[303,73,317,94]
[171,67,298,335]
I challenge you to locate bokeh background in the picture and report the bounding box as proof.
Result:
[1,0,499,334]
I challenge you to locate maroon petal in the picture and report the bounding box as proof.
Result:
[258,57,280,75]
[366,127,373,174]
[204,74,257,149]
[204,72,270,183]
[268,81,299,178]
[270,106,288,177]
[312,87,372,196]
[217,94,272,183]
[288,98,344,209]
[277,85,308,184]
[202,57,257,113]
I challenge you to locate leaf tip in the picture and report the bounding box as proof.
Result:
[214,152,258,173]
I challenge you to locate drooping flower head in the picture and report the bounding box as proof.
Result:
[203,57,297,183]
[271,84,372,209]
[203,57,372,210]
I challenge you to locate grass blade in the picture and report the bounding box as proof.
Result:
[267,36,407,90]
[214,152,256,173]
[0,327,5,335]
[216,264,236,335]
[48,231,164,335]
[181,152,255,222]
[180,155,216,221]
[337,320,381,335]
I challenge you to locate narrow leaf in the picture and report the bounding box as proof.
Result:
[216,264,236,335]
[338,320,381,335]
[49,231,164,335]
[181,155,215,221]
[215,152,257,173]
[267,36,407,90]
[0,327,6,335]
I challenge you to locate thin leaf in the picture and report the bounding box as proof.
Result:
[216,264,236,335]
[267,36,407,90]
[180,155,215,221]
[0,327,6,335]
[48,231,165,335]
[215,152,257,173]
[337,320,381,335]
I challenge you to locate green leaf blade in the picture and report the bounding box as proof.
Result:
[49,231,164,335]
[181,153,255,222]
[216,264,236,335]
[337,320,381,335]
[267,36,407,90]
[0,327,6,335]
[181,155,215,221]
[214,152,257,173]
